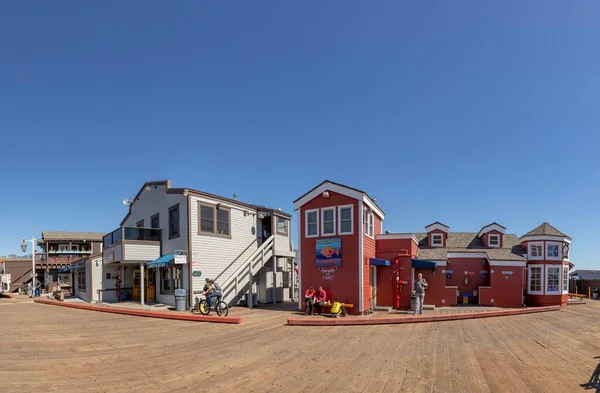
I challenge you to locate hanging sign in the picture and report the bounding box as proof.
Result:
[174,255,187,265]
[316,238,342,267]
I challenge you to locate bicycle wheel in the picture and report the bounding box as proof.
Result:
[199,300,211,315]
[216,301,228,317]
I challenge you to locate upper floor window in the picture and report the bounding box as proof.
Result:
[321,208,336,236]
[136,219,144,228]
[431,234,443,247]
[547,243,561,259]
[169,204,180,239]
[151,214,160,229]
[488,234,500,248]
[338,205,353,235]
[364,209,374,238]
[305,209,319,238]
[276,217,288,235]
[199,203,231,237]
[529,243,543,258]
[59,244,69,252]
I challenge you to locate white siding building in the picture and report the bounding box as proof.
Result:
[72,253,103,303]
[102,180,295,308]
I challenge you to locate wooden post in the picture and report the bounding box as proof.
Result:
[589,286,591,299]
[272,257,277,305]
[248,267,253,309]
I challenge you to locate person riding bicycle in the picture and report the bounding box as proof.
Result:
[203,278,223,308]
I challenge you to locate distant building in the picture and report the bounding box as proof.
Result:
[570,270,600,280]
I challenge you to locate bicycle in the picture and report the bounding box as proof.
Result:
[198,295,229,317]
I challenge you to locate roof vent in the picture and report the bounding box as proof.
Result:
[385,230,391,234]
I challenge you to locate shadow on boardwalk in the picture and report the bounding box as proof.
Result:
[581,357,600,392]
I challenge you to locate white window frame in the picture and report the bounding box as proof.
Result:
[528,242,544,260]
[305,209,319,238]
[527,264,544,295]
[337,205,354,235]
[321,207,336,236]
[562,264,569,294]
[431,233,444,247]
[363,209,374,238]
[546,241,562,261]
[488,234,500,248]
[545,265,562,295]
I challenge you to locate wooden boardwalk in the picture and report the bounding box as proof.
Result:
[1,301,600,392]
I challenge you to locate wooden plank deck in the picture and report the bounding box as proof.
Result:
[1,301,600,392]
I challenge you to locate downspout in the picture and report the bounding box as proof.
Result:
[358,201,364,314]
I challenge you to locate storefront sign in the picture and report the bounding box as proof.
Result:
[502,271,513,275]
[174,255,187,264]
[319,266,338,280]
[316,238,342,267]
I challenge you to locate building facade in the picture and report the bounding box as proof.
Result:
[102,180,295,308]
[295,181,573,314]
[72,253,103,302]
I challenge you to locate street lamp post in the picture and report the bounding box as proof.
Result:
[21,238,37,294]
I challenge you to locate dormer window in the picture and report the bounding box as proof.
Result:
[488,234,500,248]
[431,234,443,247]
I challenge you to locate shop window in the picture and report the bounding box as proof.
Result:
[169,204,180,239]
[431,234,443,247]
[562,265,569,294]
[546,266,561,294]
[305,209,319,238]
[160,266,182,294]
[338,205,353,235]
[321,208,336,236]
[276,217,288,235]
[528,265,543,295]
[77,271,86,292]
[488,234,500,248]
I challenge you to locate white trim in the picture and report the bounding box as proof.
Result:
[431,233,444,247]
[376,233,420,244]
[488,234,501,248]
[447,252,487,258]
[520,235,571,244]
[528,241,544,260]
[477,223,506,238]
[358,201,364,313]
[320,207,336,236]
[488,260,526,267]
[363,208,374,239]
[527,264,544,295]
[562,264,569,294]
[545,265,562,295]
[546,241,562,261]
[425,223,449,233]
[297,215,302,311]
[305,209,319,238]
[337,205,354,235]
[293,182,384,219]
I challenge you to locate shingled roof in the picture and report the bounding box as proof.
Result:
[522,222,570,239]
[41,231,105,242]
[414,232,526,261]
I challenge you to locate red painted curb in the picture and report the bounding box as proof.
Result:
[287,306,561,326]
[34,299,242,324]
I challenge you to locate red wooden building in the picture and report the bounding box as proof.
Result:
[294,181,572,314]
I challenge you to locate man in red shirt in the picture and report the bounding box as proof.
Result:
[314,285,327,315]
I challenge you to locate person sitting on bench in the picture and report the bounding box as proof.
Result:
[305,286,315,315]
[314,285,327,315]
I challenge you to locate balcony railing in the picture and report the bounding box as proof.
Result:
[47,250,92,255]
[104,227,162,249]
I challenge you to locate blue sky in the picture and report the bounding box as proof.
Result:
[1,2,598,269]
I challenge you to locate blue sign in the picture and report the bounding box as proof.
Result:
[316,238,342,267]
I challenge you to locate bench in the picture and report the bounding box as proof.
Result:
[320,302,354,317]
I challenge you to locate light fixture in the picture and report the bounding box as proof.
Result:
[322,191,330,198]
[21,239,27,253]
[258,214,265,219]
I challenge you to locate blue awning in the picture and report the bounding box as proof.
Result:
[58,266,71,273]
[147,252,182,269]
[412,259,437,269]
[369,258,390,267]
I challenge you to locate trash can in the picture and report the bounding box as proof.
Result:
[174,289,187,311]
[410,295,416,312]
[25,284,33,297]
[593,287,599,300]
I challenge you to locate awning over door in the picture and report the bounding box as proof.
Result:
[411,259,437,269]
[369,258,391,267]
[147,252,182,269]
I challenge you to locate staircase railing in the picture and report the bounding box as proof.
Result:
[220,235,275,305]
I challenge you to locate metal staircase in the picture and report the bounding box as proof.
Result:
[219,235,275,307]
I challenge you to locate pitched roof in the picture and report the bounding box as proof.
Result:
[522,222,570,239]
[41,231,105,242]
[414,232,526,261]
[569,270,600,280]
[293,180,384,216]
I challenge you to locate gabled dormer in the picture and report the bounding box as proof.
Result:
[425,222,449,247]
[520,222,571,261]
[477,222,506,248]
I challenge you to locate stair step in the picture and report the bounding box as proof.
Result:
[373,306,392,312]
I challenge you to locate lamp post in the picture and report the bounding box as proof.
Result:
[21,238,37,294]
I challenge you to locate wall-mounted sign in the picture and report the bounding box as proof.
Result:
[174,255,187,265]
[108,252,114,262]
[319,266,338,280]
[192,271,202,278]
[316,238,342,267]
[446,273,452,280]
[502,271,513,275]
[480,270,489,274]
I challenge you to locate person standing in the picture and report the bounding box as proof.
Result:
[414,273,428,315]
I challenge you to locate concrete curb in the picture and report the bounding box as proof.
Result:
[34,299,242,324]
[286,306,561,326]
